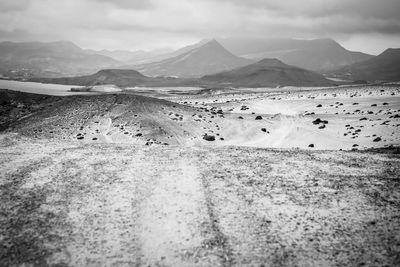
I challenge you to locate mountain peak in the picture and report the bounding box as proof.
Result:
[198,39,225,49]
[134,39,252,78]
[257,58,287,67]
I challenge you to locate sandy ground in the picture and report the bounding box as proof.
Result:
[1,134,400,266]
[168,85,400,150]
[1,84,400,266]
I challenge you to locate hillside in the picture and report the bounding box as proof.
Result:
[2,91,227,146]
[0,41,118,78]
[133,40,253,78]
[330,48,400,82]
[219,38,372,71]
[30,69,200,87]
[201,58,333,87]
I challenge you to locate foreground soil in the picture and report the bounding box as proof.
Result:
[1,134,399,266]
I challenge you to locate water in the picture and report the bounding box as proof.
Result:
[0,79,89,96]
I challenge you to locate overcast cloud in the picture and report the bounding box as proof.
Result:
[0,0,399,54]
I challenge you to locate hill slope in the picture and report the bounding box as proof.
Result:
[201,58,333,87]
[4,92,227,145]
[330,48,400,82]
[133,40,253,78]
[0,41,118,78]
[31,69,200,87]
[219,38,372,71]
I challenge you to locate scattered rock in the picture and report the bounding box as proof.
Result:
[312,118,322,124]
[203,134,215,141]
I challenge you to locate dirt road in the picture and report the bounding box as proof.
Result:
[1,135,400,266]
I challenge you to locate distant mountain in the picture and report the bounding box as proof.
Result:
[218,38,373,72]
[125,39,212,65]
[85,48,173,62]
[329,48,400,82]
[0,41,119,78]
[131,40,254,78]
[201,58,333,87]
[31,69,199,87]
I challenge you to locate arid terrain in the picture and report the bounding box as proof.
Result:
[1,84,400,266]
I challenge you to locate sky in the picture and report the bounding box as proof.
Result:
[0,0,399,55]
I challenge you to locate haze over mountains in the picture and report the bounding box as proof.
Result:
[84,48,173,63]
[33,59,333,88]
[131,40,253,78]
[0,37,399,85]
[218,38,373,71]
[0,41,118,78]
[330,48,400,82]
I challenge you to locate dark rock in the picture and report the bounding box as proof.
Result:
[255,116,263,120]
[373,137,382,142]
[203,134,215,141]
[308,144,314,148]
[312,118,322,124]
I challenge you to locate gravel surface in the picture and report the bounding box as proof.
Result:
[1,135,399,266]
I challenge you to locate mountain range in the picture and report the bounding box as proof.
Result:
[0,41,118,78]
[33,58,333,88]
[329,48,400,82]
[1,38,399,84]
[218,37,373,71]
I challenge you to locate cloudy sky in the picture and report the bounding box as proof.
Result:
[0,0,399,54]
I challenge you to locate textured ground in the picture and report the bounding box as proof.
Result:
[2,85,400,150]
[1,134,399,266]
[1,85,400,266]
